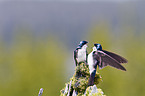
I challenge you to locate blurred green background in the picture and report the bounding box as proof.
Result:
[0,1,145,96]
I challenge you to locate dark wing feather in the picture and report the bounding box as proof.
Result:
[74,49,78,66]
[95,50,126,71]
[86,51,88,65]
[102,50,128,63]
[93,52,108,69]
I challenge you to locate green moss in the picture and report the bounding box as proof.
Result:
[60,62,104,96]
[94,72,102,85]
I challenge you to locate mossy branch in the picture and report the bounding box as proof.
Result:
[60,62,105,96]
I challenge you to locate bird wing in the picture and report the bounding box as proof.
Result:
[94,50,126,71]
[74,49,78,66]
[102,50,128,63]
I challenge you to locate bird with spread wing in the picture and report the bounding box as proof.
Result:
[87,43,128,86]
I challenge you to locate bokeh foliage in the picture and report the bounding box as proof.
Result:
[0,29,66,96]
[0,22,145,96]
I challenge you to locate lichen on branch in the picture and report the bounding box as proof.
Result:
[60,62,105,96]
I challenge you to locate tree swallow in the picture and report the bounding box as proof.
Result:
[74,41,88,66]
[88,43,128,86]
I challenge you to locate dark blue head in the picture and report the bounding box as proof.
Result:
[94,43,102,50]
[77,40,88,49]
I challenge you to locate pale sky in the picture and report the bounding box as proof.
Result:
[0,0,135,2]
